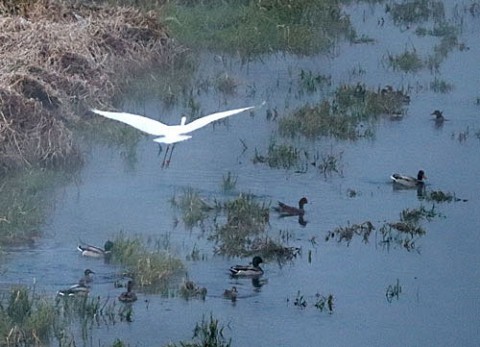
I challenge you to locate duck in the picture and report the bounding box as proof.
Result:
[229,256,264,277]
[431,110,445,122]
[390,170,427,187]
[57,269,95,297]
[77,240,114,258]
[223,286,238,301]
[118,280,138,303]
[274,197,308,217]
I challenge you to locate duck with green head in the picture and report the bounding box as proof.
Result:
[229,256,264,277]
[77,240,114,258]
[391,170,427,188]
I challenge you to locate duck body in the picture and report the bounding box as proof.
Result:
[223,286,238,301]
[57,284,90,297]
[274,197,308,217]
[57,269,95,297]
[229,256,264,277]
[77,241,113,258]
[119,280,138,303]
[431,110,446,123]
[391,170,426,187]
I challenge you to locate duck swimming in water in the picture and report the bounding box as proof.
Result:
[274,197,308,217]
[431,110,445,122]
[118,280,138,303]
[223,286,238,301]
[57,269,95,297]
[229,256,264,277]
[390,170,427,187]
[77,241,114,258]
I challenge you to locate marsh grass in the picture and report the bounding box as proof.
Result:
[325,221,375,245]
[0,169,77,247]
[387,50,424,73]
[215,73,237,95]
[389,0,445,25]
[165,0,353,57]
[423,190,467,203]
[312,149,344,178]
[430,78,453,93]
[0,287,57,345]
[110,233,184,292]
[221,172,237,193]
[386,279,402,303]
[298,70,331,94]
[253,141,302,169]
[209,194,270,257]
[166,314,231,347]
[171,188,216,230]
[314,293,334,313]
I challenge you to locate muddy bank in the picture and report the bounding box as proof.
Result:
[0,0,177,173]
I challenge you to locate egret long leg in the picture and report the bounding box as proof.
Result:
[161,145,171,168]
[165,144,176,167]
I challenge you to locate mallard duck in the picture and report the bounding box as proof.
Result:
[77,240,113,258]
[391,170,427,187]
[223,286,238,301]
[78,269,95,286]
[57,269,95,297]
[229,256,264,277]
[274,197,308,217]
[57,284,90,297]
[119,280,138,303]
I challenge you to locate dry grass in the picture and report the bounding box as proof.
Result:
[0,0,178,172]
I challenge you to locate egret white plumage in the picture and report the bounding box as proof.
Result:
[91,103,261,166]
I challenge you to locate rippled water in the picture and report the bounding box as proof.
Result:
[4,2,480,346]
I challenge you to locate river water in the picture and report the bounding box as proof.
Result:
[3,2,480,346]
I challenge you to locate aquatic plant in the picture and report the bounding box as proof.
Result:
[298,69,331,94]
[171,188,216,230]
[221,171,237,192]
[110,232,184,292]
[388,0,445,25]
[0,169,77,247]
[164,0,354,57]
[423,190,467,203]
[179,280,208,301]
[253,141,302,169]
[215,73,237,95]
[430,78,453,93]
[311,149,344,178]
[166,314,231,347]
[209,194,271,257]
[293,291,307,308]
[387,49,424,73]
[325,221,375,245]
[386,279,402,303]
[314,293,334,313]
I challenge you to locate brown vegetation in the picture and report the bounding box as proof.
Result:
[0,0,177,173]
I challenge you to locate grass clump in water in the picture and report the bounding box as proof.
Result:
[0,287,56,345]
[325,221,375,245]
[171,188,216,230]
[110,232,184,292]
[430,78,453,93]
[386,279,402,303]
[166,314,231,347]
[253,141,302,169]
[387,49,424,73]
[221,171,237,193]
[388,0,445,25]
[165,0,354,57]
[209,194,270,257]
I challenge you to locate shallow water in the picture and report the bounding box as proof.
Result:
[4,2,480,346]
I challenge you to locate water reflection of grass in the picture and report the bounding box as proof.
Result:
[165,0,354,57]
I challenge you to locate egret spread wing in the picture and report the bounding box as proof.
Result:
[91,109,169,136]
[181,105,255,134]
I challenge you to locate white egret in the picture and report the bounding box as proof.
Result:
[91,104,259,167]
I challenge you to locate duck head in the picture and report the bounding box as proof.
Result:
[252,256,263,267]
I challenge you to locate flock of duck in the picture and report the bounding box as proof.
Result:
[57,242,137,303]
[81,103,429,302]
